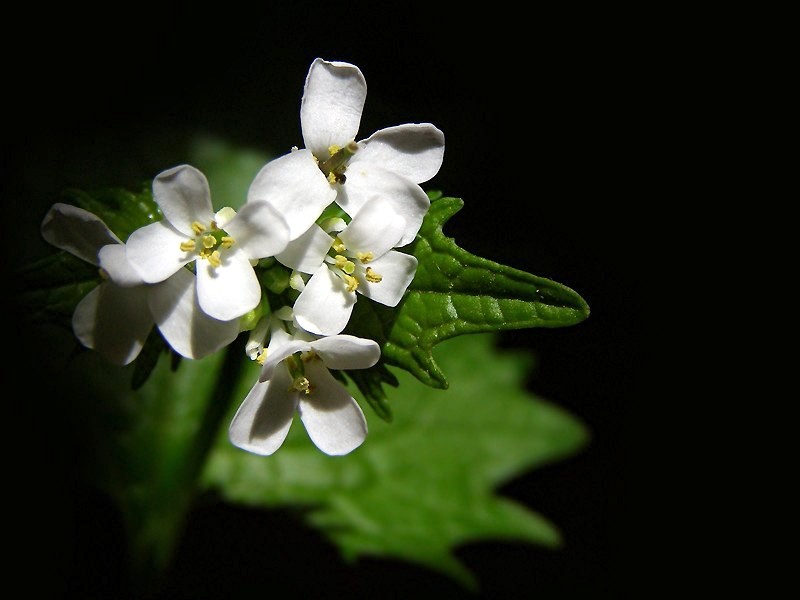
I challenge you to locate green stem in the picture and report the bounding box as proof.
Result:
[124,342,246,598]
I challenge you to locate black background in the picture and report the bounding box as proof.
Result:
[8,4,631,598]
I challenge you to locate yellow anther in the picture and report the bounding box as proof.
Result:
[208,250,222,268]
[291,376,311,393]
[365,267,383,283]
[327,172,338,184]
[221,236,235,249]
[328,144,341,157]
[356,251,374,264]
[332,237,346,253]
[202,235,216,249]
[180,239,197,252]
[334,254,348,269]
[191,221,206,234]
[344,274,359,293]
[255,349,267,365]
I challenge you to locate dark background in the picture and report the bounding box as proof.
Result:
[8,4,631,597]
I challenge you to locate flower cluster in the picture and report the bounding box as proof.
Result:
[41,58,444,456]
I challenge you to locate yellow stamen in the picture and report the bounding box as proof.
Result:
[208,250,222,268]
[327,172,338,184]
[221,236,235,249]
[365,267,383,283]
[344,274,359,293]
[255,349,267,365]
[180,239,197,252]
[332,237,346,253]
[356,251,374,264]
[334,255,356,274]
[328,144,341,157]
[191,221,206,234]
[202,235,216,249]
[291,376,311,393]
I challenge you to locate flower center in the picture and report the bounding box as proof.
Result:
[179,217,235,268]
[317,141,359,185]
[322,236,383,293]
[286,354,317,395]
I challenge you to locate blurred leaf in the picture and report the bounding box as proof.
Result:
[64,342,244,593]
[204,333,589,590]
[188,135,272,210]
[344,192,590,416]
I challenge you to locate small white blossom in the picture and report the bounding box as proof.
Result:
[126,165,290,321]
[248,57,444,247]
[229,315,379,456]
[41,203,239,365]
[276,197,418,335]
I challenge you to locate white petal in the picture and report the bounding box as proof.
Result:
[97,244,144,287]
[336,166,430,246]
[247,150,336,240]
[357,250,418,307]
[41,203,121,265]
[298,360,367,456]
[224,201,290,259]
[153,164,214,236]
[213,206,237,229]
[72,283,152,365]
[338,197,406,258]
[196,249,261,321]
[126,221,194,283]
[228,370,298,456]
[149,268,239,359]
[355,124,445,184]
[293,265,356,336]
[275,224,332,274]
[310,335,381,370]
[258,339,312,383]
[301,58,367,159]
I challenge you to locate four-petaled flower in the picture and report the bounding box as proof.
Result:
[277,197,418,335]
[229,316,379,456]
[41,203,239,365]
[126,164,291,321]
[248,57,445,247]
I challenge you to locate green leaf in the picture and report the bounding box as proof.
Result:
[203,333,589,590]
[15,251,100,328]
[64,185,161,242]
[344,193,590,413]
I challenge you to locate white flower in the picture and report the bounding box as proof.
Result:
[276,197,418,335]
[126,165,290,321]
[229,316,379,456]
[248,57,444,247]
[41,203,239,365]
